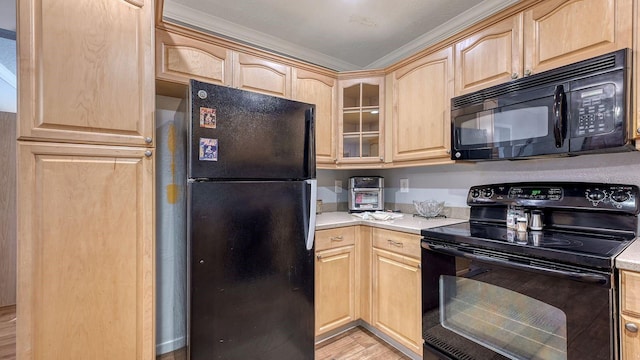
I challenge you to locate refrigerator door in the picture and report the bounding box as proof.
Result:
[188,180,315,360]
[189,80,315,180]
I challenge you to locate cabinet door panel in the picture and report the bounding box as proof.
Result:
[234,53,291,98]
[18,0,154,146]
[292,69,337,165]
[315,245,356,335]
[372,248,422,355]
[621,314,640,360]
[523,0,632,75]
[393,47,453,164]
[455,14,523,95]
[156,29,232,86]
[17,142,154,360]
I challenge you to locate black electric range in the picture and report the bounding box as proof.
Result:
[421,182,639,271]
[420,182,640,360]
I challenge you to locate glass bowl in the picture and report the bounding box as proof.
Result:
[413,200,445,217]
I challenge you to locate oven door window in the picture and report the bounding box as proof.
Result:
[440,275,567,359]
[422,254,613,360]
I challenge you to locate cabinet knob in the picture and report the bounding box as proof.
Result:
[626,322,639,333]
[316,255,322,260]
[446,150,451,154]
[330,236,344,241]
[511,73,519,79]
[144,137,153,144]
[144,150,153,157]
[379,157,384,162]
[524,69,532,76]
[636,127,640,135]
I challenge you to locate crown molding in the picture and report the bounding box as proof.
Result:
[164,0,520,71]
[366,0,520,69]
[163,1,360,71]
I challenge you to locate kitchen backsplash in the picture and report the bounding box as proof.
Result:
[318,151,640,210]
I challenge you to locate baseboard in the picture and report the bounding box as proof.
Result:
[359,321,422,360]
[156,336,186,355]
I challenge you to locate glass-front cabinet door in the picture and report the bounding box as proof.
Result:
[338,75,384,165]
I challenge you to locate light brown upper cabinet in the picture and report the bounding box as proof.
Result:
[454,15,523,95]
[156,29,233,87]
[391,47,454,166]
[292,68,338,167]
[455,0,632,95]
[337,74,385,166]
[233,52,292,98]
[18,0,155,147]
[523,0,632,75]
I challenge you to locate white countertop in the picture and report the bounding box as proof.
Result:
[315,211,467,234]
[616,239,640,271]
[317,212,640,271]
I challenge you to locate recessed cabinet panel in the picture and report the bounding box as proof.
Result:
[292,69,337,165]
[17,142,154,359]
[156,29,232,86]
[234,53,291,98]
[523,0,632,75]
[392,46,454,164]
[455,15,523,95]
[19,0,154,146]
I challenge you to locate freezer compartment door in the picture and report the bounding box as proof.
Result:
[189,80,315,180]
[188,181,314,360]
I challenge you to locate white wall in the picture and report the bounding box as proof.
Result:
[155,95,188,354]
[0,33,16,113]
[316,151,640,208]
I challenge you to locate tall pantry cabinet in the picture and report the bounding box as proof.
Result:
[17,0,155,359]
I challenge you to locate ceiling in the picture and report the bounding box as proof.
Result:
[163,0,520,71]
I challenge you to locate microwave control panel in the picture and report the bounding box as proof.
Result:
[573,83,616,136]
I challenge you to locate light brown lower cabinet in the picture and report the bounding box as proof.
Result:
[315,227,357,336]
[315,226,423,356]
[371,229,423,356]
[621,270,640,359]
[17,142,155,359]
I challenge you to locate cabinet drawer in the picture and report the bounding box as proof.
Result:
[372,228,421,259]
[621,270,640,317]
[315,227,355,252]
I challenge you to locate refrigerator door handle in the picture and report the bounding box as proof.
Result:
[305,179,317,250]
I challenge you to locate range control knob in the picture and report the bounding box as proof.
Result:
[587,189,606,201]
[470,189,481,198]
[611,190,631,203]
[483,188,494,198]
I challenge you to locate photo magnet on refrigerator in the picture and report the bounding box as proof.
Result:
[199,107,217,128]
[199,138,218,161]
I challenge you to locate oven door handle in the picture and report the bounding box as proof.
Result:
[424,243,610,286]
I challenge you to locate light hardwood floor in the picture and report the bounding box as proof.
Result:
[0,306,16,360]
[0,306,409,360]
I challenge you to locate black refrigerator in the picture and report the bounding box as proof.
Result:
[187,80,317,359]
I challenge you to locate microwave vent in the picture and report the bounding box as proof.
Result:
[452,49,626,109]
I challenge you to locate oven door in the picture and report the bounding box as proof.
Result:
[451,83,569,161]
[421,241,616,360]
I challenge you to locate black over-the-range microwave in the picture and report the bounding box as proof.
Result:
[450,49,633,161]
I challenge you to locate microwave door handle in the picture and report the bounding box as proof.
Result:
[553,85,567,148]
